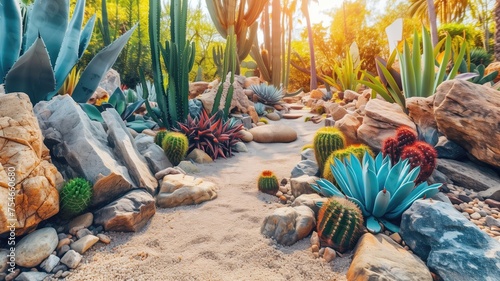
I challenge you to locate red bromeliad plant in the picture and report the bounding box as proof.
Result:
[176,109,243,160]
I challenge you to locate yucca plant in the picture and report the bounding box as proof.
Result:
[311,152,442,233]
[250,84,284,105]
[322,46,364,92]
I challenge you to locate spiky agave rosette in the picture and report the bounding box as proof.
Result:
[322,144,373,185]
[311,152,442,233]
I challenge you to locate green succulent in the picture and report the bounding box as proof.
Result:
[468,63,498,85]
[249,84,284,105]
[312,152,442,233]
[60,177,93,219]
[254,102,266,116]
[162,132,189,166]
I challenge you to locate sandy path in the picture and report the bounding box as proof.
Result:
[68,113,350,281]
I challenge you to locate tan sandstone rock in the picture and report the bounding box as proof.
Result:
[249,124,297,143]
[0,93,63,235]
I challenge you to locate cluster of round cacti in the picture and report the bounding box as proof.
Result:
[322,144,373,184]
[382,126,437,183]
[161,132,189,166]
[313,127,346,174]
[257,170,279,195]
[154,129,169,147]
[317,197,365,253]
[59,177,93,219]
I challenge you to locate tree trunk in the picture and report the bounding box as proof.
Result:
[495,0,500,61]
[426,0,438,47]
[302,1,317,90]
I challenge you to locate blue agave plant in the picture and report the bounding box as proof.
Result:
[311,152,442,233]
[249,84,284,105]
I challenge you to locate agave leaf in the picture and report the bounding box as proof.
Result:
[379,218,400,233]
[372,189,391,218]
[122,100,145,121]
[109,88,126,115]
[72,24,137,103]
[394,161,413,188]
[347,153,364,202]
[5,36,55,104]
[384,159,406,194]
[376,162,390,191]
[24,0,68,67]
[315,201,324,208]
[345,162,363,200]
[314,179,344,198]
[363,151,375,171]
[385,183,441,219]
[127,119,157,132]
[363,165,378,213]
[330,163,352,196]
[366,216,382,233]
[348,196,370,217]
[374,152,384,170]
[79,14,96,58]
[434,35,452,91]
[387,181,416,212]
[80,103,103,122]
[0,0,22,80]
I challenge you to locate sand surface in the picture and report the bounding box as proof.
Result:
[68,112,350,281]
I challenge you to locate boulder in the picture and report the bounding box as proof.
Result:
[436,159,500,201]
[0,93,63,235]
[0,249,8,273]
[485,61,500,82]
[434,80,500,169]
[15,227,58,268]
[334,113,362,146]
[347,233,432,281]
[134,134,173,174]
[102,109,157,195]
[261,205,316,246]
[406,96,437,132]
[291,194,327,214]
[93,189,156,232]
[156,174,217,208]
[249,124,297,143]
[98,68,121,94]
[400,200,500,281]
[188,81,209,99]
[154,167,185,180]
[325,102,348,121]
[265,112,281,121]
[343,90,360,102]
[186,149,213,164]
[290,175,319,198]
[177,160,199,174]
[435,136,466,160]
[198,74,253,114]
[232,141,248,153]
[300,148,315,161]
[60,250,82,269]
[68,212,93,230]
[34,95,136,207]
[290,160,318,178]
[357,99,416,151]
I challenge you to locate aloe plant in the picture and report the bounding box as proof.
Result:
[322,45,364,92]
[250,84,284,105]
[311,152,442,233]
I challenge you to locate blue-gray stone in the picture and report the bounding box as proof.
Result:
[300,148,315,161]
[435,136,466,159]
[291,160,318,178]
[400,200,500,281]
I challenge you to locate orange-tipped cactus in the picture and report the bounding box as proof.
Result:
[258,170,279,195]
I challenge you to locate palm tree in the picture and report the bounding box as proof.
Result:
[301,0,318,90]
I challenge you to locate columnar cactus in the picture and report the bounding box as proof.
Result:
[317,197,365,253]
[60,178,93,219]
[313,127,346,175]
[154,130,169,146]
[162,132,189,166]
[322,144,373,185]
[258,170,279,195]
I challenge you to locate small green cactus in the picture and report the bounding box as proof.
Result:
[322,144,373,185]
[162,132,189,166]
[258,170,279,195]
[59,178,93,219]
[154,130,169,146]
[317,197,364,253]
[313,127,346,174]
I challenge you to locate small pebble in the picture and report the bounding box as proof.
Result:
[97,234,111,244]
[69,226,84,236]
[318,248,325,257]
[389,233,402,244]
[485,199,500,209]
[470,212,482,220]
[485,216,500,228]
[57,233,67,240]
[275,191,283,197]
[463,208,474,214]
[76,228,93,239]
[93,226,104,234]
[311,245,319,253]
[458,194,472,203]
[58,244,70,257]
[5,268,20,281]
[61,271,71,278]
[54,270,63,278]
[323,247,336,262]
[52,264,68,274]
[478,210,487,217]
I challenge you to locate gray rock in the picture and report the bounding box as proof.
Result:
[431,192,452,204]
[98,68,121,94]
[300,148,315,161]
[70,235,99,254]
[14,272,48,281]
[261,205,316,246]
[75,228,93,239]
[68,213,93,231]
[291,160,318,178]
[94,189,156,232]
[177,161,199,174]
[347,233,432,281]
[485,216,500,228]
[40,254,60,273]
[435,136,466,159]
[232,142,248,153]
[265,112,281,121]
[51,264,68,274]
[436,159,500,200]
[15,228,58,268]
[427,169,452,185]
[291,193,327,214]
[154,167,185,180]
[60,250,82,269]
[57,245,70,257]
[102,109,158,195]
[0,249,9,273]
[324,117,335,127]
[34,95,136,207]
[290,175,319,198]
[400,200,500,281]
[157,174,218,208]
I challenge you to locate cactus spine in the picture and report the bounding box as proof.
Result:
[313,127,346,175]
[162,132,189,166]
[322,144,373,185]
[258,170,279,195]
[60,178,93,219]
[317,197,364,253]
[154,130,169,146]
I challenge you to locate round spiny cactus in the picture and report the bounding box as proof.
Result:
[322,144,373,185]
[258,170,279,195]
[154,130,169,147]
[60,178,93,219]
[313,127,346,175]
[162,132,189,166]
[317,197,364,253]
[401,141,437,183]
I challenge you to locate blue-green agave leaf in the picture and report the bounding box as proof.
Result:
[385,183,441,220]
[24,0,68,67]
[313,179,344,198]
[363,151,375,172]
[387,181,416,212]
[72,23,137,103]
[363,165,378,213]
[79,14,96,58]
[0,0,22,80]
[345,162,363,201]
[379,218,400,233]
[376,162,390,191]
[109,87,126,114]
[347,196,370,217]
[366,216,382,233]
[348,153,365,201]
[80,103,103,122]
[372,189,391,218]
[331,161,353,197]
[315,201,324,208]
[122,100,145,121]
[127,119,157,132]
[394,162,413,188]
[384,159,406,194]
[374,152,384,171]
[4,36,55,104]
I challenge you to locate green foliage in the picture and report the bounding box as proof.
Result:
[470,48,493,66]
[254,102,267,116]
[322,45,364,92]
[60,178,93,219]
[468,63,498,84]
[257,170,279,195]
[212,45,224,78]
[154,130,169,146]
[317,197,364,253]
[322,144,373,185]
[438,23,483,49]
[312,152,442,233]
[313,127,346,176]
[250,84,284,105]
[161,132,189,166]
